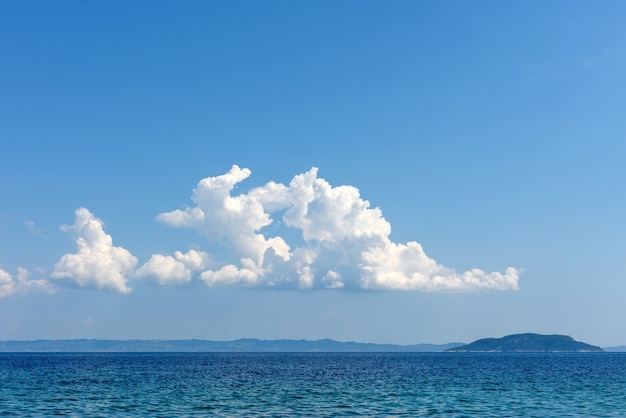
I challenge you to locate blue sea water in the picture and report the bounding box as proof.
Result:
[1,352,625,417]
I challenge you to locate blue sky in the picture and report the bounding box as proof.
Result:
[1,1,625,346]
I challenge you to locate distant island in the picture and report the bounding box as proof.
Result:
[446,333,604,353]
[0,338,463,353]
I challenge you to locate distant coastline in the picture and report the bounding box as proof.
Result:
[0,338,463,353]
[0,335,621,353]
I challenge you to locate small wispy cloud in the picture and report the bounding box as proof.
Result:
[25,220,47,238]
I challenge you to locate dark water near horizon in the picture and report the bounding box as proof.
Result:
[1,352,625,417]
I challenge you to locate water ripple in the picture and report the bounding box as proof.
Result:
[1,352,625,416]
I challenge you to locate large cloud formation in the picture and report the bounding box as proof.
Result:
[157,165,520,291]
[51,208,138,293]
[5,165,518,296]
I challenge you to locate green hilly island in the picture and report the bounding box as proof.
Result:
[446,333,604,352]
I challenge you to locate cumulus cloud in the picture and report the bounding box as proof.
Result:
[283,168,391,242]
[360,241,520,291]
[200,259,262,287]
[158,165,520,292]
[322,270,344,289]
[136,249,210,285]
[4,166,517,297]
[0,269,15,297]
[0,267,53,297]
[51,208,138,293]
[157,165,291,265]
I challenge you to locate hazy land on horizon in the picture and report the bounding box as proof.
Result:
[1,334,624,353]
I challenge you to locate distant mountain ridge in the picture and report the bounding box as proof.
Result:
[446,333,604,353]
[0,338,464,353]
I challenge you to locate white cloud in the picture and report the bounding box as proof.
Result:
[136,249,209,285]
[0,269,15,297]
[200,257,263,287]
[158,166,520,292]
[322,270,344,289]
[158,165,291,265]
[51,208,137,293]
[0,167,521,297]
[297,266,314,289]
[25,220,46,237]
[283,167,391,242]
[360,240,520,291]
[0,267,54,297]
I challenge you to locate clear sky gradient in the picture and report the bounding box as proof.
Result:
[1,1,625,346]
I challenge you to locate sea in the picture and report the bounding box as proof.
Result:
[1,352,625,417]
